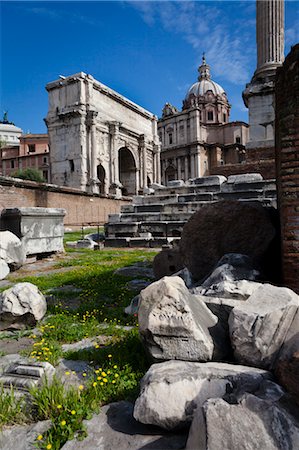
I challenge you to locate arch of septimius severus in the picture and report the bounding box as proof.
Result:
[45,74,161,197]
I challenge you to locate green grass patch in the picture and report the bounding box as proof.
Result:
[0,248,156,448]
[30,332,148,450]
[0,386,28,430]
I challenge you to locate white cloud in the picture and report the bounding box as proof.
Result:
[128,1,255,85]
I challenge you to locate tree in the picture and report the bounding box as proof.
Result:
[12,168,46,183]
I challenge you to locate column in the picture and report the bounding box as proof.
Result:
[184,156,189,181]
[256,0,284,74]
[190,154,195,179]
[109,122,120,185]
[139,134,147,189]
[155,144,161,184]
[177,157,181,179]
[195,147,201,177]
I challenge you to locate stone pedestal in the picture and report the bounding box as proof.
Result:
[0,207,66,256]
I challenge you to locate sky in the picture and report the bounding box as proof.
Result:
[0,0,298,133]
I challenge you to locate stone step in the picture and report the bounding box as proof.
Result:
[133,194,179,205]
[135,204,164,213]
[178,193,214,203]
[214,190,265,201]
[0,361,55,392]
[139,221,185,237]
[104,237,180,248]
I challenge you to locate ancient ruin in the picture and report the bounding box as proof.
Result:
[45,73,161,197]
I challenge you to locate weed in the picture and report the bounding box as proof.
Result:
[0,386,28,429]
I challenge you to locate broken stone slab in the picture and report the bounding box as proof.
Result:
[0,419,51,450]
[194,280,263,300]
[229,283,299,369]
[188,175,227,186]
[201,254,260,286]
[143,186,155,195]
[76,239,96,249]
[84,232,105,242]
[133,360,272,430]
[0,258,10,280]
[275,306,299,403]
[61,401,188,450]
[114,263,155,279]
[126,279,151,292]
[124,295,140,315]
[0,207,66,256]
[227,173,264,184]
[0,230,26,269]
[153,246,184,279]
[0,356,55,392]
[0,282,47,331]
[65,241,77,248]
[138,276,222,362]
[167,179,185,187]
[186,389,299,450]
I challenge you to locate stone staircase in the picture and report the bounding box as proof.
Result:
[104,175,277,248]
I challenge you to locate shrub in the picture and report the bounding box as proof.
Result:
[12,168,46,183]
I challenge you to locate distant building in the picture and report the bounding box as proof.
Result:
[45,72,161,197]
[0,112,22,147]
[0,134,50,182]
[158,56,249,184]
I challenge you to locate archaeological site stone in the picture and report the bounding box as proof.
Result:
[0,230,26,269]
[61,401,187,450]
[275,305,299,402]
[186,390,299,450]
[133,360,271,430]
[0,420,51,450]
[179,201,278,282]
[0,258,10,280]
[0,207,65,256]
[0,282,47,330]
[153,245,184,279]
[229,283,299,369]
[138,276,218,362]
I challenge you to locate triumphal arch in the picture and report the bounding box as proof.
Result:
[45,72,161,196]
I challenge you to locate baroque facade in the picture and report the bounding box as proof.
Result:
[45,73,161,196]
[158,56,249,184]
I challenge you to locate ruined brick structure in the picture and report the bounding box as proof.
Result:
[276,44,299,293]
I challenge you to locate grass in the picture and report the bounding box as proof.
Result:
[0,386,28,429]
[0,246,157,448]
[63,227,103,243]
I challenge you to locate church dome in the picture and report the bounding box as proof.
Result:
[185,55,226,100]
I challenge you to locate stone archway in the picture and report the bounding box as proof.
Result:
[118,147,137,196]
[97,164,106,194]
[165,165,176,185]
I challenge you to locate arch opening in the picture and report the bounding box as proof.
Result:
[97,164,106,194]
[119,147,137,196]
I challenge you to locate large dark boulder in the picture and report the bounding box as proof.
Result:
[179,201,280,282]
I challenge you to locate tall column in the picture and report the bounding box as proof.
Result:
[256,0,284,76]
[195,146,201,177]
[243,0,284,150]
[86,110,98,193]
[139,134,147,190]
[109,122,122,197]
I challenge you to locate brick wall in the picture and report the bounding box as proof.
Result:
[275,44,299,293]
[0,176,130,226]
[210,159,276,179]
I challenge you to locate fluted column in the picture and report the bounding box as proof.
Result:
[256,0,284,75]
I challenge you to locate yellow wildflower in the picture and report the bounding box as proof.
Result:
[93,382,97,387]
[71,410,76,415]
[78,385,84,390]
[65,371,70,376]
[61,420,66,426]
[108,354,112,358]
[37,435,43,441]
[57,405,62,409]
[46,445,52,450]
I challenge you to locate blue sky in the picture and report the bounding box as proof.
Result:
[1,0,298,133]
